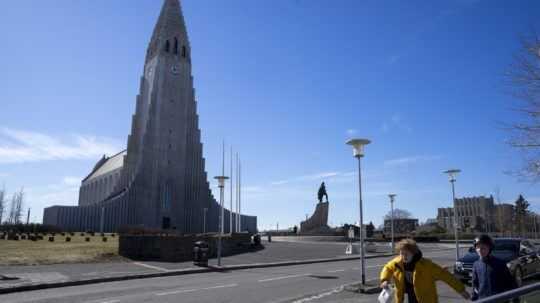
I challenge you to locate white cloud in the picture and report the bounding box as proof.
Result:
[0,127,123,164]
[63,176,82,186]
[384,155,442,167]
[381,114,413,133]
[271,171,343,186]
[346,129,357,137]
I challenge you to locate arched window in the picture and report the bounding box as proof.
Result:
[165,40,170,53]
[182,46,186,58]
[174,38,178,55]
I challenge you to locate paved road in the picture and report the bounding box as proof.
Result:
[0,240,392,290]
[0,246,459,303]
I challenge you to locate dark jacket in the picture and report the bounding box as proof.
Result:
[472,255,517,300]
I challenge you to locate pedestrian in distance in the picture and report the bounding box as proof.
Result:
[380,238,470,303]
[471,234,517,301]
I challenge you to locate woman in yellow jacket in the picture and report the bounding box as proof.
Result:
[380,239,470,303]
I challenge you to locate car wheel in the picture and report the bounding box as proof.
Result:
[514,267,523,288]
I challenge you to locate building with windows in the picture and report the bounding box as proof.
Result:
[437,196,512,233]
[383,218,419,235]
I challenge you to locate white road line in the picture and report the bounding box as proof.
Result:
[366,263,387,269]
[131,262,169,272]
[258,273,310,283]
[327,269,345,273]
[292,286,344,303]
[99,300,120,303]
[155,283,238,296]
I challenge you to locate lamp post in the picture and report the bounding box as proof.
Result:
[444,169,461,260]
[203,207,208,234]
[214,175,229,267]
[388,194,396,253]
[346,138,371,287]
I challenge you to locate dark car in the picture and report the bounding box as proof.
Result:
[454,238,540,287]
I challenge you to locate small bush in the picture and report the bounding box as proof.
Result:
[65,237,71,242]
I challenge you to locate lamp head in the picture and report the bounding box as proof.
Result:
[214,175,229,187]
[346,138,371,158]
[388,194,397,202]
[443,169,461,182]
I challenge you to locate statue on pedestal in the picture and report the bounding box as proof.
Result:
[317,182,329,203]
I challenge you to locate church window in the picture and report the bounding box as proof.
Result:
[165,40,170,53]
[182,46,186,58]
[174,38,178,55]
[169,144,172,149]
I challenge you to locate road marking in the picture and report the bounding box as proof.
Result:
[100,300,120,303]
[258,274,310,282]
[131,262,169,272]
[292,286,344,303]
[155,283,238,296]
[366,263,387,269]
[327,269,345,273]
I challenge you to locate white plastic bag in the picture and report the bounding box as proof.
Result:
[378,286,395,303]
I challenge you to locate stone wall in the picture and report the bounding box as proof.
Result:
[118,233,253,262]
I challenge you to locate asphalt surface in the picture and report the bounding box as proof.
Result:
[0,240,391,290]
[0,245,460,303]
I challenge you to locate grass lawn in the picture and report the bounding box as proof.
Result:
[0,233,123,266]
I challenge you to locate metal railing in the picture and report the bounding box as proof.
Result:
[475,282,540,303]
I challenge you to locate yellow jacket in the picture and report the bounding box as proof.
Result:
[380,256,465,303]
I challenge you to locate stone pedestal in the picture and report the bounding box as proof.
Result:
[300,202,329,234]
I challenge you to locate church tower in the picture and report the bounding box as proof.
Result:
[122,0,212,232]
[44,0,257,234]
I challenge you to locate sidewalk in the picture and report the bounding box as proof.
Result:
[0,241,394,294]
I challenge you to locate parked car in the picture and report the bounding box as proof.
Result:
[454,238,540,287]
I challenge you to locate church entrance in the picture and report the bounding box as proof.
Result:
[162,217,171,229]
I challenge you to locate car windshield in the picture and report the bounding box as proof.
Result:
[492,242,519,254]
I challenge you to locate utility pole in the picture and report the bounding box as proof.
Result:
[26,208,31,225]
[229,145,233,234]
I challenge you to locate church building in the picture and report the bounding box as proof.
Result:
[43,0,257,234]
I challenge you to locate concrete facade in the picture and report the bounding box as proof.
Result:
[383,218,419,235]
[43,0,257,234]
[436,196,511,233]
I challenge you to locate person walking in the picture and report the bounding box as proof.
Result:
[471,235,517,301]
[380,238,470,303]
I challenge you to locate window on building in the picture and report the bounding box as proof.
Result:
[165,40,170,52]
[182,46,186,58]
[174,38,178,55]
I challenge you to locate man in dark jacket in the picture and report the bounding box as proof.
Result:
[471,235,518,301]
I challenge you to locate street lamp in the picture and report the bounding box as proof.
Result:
[346,138,371,287]
[203,208,208,234]
[388,194,396,253]
[214,175,229,267]
[444,169,461,260]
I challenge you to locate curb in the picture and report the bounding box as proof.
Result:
[343,265,455,295]
[0,253,395,295]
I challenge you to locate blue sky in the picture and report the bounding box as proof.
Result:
[1,0,540,230]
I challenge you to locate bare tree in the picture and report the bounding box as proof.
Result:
[505,31,540,181]
[0,185,5,224]
[383,208,413,220]
[8,188,24,224]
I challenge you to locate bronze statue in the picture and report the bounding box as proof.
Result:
[317,182,328,203]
